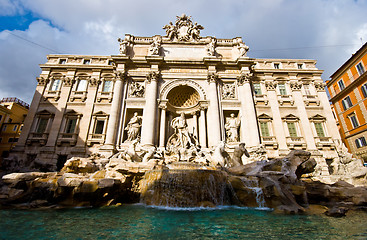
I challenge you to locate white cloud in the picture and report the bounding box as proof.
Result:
[0,0,24,16]
[0,0,367,103]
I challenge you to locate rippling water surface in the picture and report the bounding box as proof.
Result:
[1,205,367,240]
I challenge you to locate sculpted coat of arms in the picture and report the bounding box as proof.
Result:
[163,14,204,42]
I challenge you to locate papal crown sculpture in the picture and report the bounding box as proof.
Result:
[7,14,348,183]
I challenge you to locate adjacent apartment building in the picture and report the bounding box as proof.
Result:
[0,97,29,163]
[327,42,367,163]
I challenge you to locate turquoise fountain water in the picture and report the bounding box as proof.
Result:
[1,205,367,239]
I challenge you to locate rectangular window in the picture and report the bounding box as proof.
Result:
[274,63,280,69]
[103,80,112,92]
[314,122,325,137]
[59,59,66,64]
[278,84,287,95]
[8,138,13,143]
[259,122,270,137]
[50,79,61,91]
[2,125,7,131]
[76,80,88,91]
[287,122,297,137]
[298,64,303,69]
[341,96,353,110]
[14,138,19,142]
[83,59,90,65]
[338,80,345,91]
[0,137,2,143]
[94,120,105,134]
[356,62,365,76]
[36,118,48,133]
[361,83,367,98]
[356,137,367,148]
[303,84,311,95]
[0,115,2,121]
[349,114,359,128]
[65,118,77,134]
[8,118,12,123]
[253,83,262,95]
[13,125,17,132]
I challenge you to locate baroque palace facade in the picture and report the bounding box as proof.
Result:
[12,15,342,171]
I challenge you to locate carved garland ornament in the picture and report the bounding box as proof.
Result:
[222,83,236,99]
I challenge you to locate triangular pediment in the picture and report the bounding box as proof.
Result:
[282,114,299,120]
[36,109,53,116]
[94,111,107,115]
[258,113,272,120]
[309,114,326,120]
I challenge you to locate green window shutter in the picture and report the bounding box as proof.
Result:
[314,122,325,137]
[287,122,297,137]
[260,122,269,137]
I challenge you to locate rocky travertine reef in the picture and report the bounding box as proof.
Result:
[1,149,367,217]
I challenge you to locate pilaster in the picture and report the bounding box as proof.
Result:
[290,77,317,150]
[100,67,126,154]
[237,71,260,147]
[206,71,222,147]
[141,69,160,146]
[46,72,75,147]
[17,74,49,147]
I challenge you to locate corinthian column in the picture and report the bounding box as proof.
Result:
[103,71,126,150]
[237,72,260,147]
[141,71,160,146]
[207,72,222,147]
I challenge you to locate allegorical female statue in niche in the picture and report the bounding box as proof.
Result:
[225,113,240,142]
[125,112,142,142]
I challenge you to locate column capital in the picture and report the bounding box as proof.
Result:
[236,72,253,86]
[290,80,302,91]
[89,77,101,87]
[146,71,160,83]
[207,72,220,84]
[158,100,168,109]
[114,70,128,81]
[62,76,75,87]
[37,77,49,86]
[265,80,278,91]
[314,81,326,91]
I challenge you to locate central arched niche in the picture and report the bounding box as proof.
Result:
[167,85,200,108]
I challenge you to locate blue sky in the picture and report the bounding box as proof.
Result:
[1,0,367,103]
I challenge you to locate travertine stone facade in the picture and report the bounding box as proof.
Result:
[12,15,341,171]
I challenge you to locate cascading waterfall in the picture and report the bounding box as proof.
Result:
[139,164,233,207]
[240,177,267,208]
